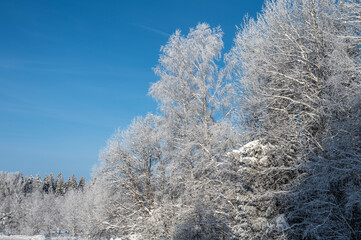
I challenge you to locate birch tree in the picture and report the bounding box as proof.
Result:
[100,113,163,236]
[150,23,235,175]
[147,23,238,239]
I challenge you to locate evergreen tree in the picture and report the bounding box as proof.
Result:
[49,173,56,193]
[23,175,33,195]
[69,173,77,191]
[65,176,71,192]
[78,177,86,191]
[42,174,50,194]
[55,172,65,197]
[33,174,42,192]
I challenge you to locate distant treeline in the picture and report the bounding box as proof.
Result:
[0,171,86,196]
[0,171,105,237]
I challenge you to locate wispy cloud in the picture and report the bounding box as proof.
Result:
[0,59,150,78]
[0,101,112,129]
[135,24,170,37]
[0,89,115,129]
[0,59,59,71]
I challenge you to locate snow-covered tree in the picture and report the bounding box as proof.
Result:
[140,23,239,239]
[226,0,361,238]
[69,174,78,191]
[55,172,65,197]
[78,176,86,191]
[41,192,58,237]
[23,175,34,195]
[65,176,70,192]
[33,174,42,192]
[20,190,45,235]
[0,172,25,234]
[150,23,236,174]
[81,175,112,239]
[62,189,83,236]
[42,174,51,194]
[49,172,56,193]
[100,113,163,235]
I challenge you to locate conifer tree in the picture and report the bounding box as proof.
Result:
[78,177,86,191]
[55,172,65,197]
[49,173,56,193]
[33,174,42,192]
[42,174,50,194]
[23,176,33,194]
[65,176,71,192]
[69,173,77,191]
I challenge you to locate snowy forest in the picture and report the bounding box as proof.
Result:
[1,0,361,239]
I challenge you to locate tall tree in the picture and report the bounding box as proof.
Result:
[226,0,361,238]
[150,23,236,175]
[147,23,237,239]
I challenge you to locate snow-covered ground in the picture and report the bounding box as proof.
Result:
[0,235,45,240]
[0,235,86,240]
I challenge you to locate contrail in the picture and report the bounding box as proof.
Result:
[135,24,170,37]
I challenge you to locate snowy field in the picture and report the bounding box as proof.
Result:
[0,235,86,240]
[0,235,45,240]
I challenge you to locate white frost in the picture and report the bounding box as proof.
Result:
[228,140,274,167]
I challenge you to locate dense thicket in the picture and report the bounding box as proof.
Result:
[226,0,361,239]
[1,0,360,239]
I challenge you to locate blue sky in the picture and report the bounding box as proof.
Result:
[0,0,264,181]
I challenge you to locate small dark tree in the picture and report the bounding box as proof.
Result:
[23,176,34,195]
[78,177,86,191]
[42,174,50,194]
[55,172,65,197]
[49,173,56,193]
